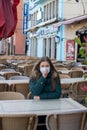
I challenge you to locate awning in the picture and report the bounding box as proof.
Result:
[53,14,87,27]
[0,0,20,39]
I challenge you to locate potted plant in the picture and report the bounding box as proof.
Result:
[74,36,87,64]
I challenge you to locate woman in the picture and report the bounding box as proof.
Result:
[29,56,61,130]
[29,56,61,99]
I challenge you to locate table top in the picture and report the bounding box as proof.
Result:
[61,77,87,84]
[0,98,86,117]
[0,78,85,85]
[0,79,29,85]
[0,71,21,75]
[60,70,87,74]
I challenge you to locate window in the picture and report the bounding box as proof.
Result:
[43,37,57,59]
[43,0,57,22]
[30,38,37,56]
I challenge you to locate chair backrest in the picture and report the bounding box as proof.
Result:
[55,67,68,71]
[59,74,72,97]
[59,74,70,79]
[10,83,29,99]
[0,83,9,92]
[71,67,83,71]
[2,114,38,130]
[0,91,25,100]
[70,81,87,100]
[0,92,38,130]
[68,70,83,78]
[23,64,34,77]
[3,72,21,79]
[0,64,7,71]
[46,112,86,130]
[9,75,29,80]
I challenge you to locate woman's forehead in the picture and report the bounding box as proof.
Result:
[40,61,50,65]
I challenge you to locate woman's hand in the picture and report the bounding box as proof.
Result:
[34,96,40,100]
[42,72,48,78]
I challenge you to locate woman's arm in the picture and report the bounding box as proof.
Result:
[39,82,62,99]
[39,86,61,99]
[29,76,46,95]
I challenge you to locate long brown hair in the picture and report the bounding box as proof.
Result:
[31,56,60,90]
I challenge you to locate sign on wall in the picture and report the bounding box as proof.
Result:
[22,2,29,34]
[66,40,75,60]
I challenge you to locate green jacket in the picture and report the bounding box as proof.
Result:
[29,73,61,99]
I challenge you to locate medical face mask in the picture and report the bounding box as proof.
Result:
[40,67,50,73]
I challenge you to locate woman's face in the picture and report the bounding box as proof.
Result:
[40,61,50,74]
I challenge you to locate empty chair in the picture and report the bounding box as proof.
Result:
[2,72,21,79]
[70,80,87,102]
[68,70,83,78]
[0,91,25,100]
[64,62,74,70]
[0,76,9,92]
[2,114,38,130]
[55,67,68,71]
[71,67,83,71]
[59,74,72,97]
[46,112,86,130]
[10,83,29,99]
[9,75,30,98]
[0,92,38,130]
[23,64,34,77]
[0,83,9,92]
[54,63,64,68]
[9,75,29,80]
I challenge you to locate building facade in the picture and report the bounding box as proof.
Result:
[25,0,87,61]
[14,0,26,55]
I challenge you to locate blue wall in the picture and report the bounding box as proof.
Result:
[58,0,65,61]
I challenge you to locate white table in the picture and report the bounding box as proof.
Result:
[60,70,87,74]
[0,78,85,86]
[61,77,87,84]
[0,79,29,86]
[0,98,86,117]
[0,71,21,76]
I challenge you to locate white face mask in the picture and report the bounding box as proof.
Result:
[40,67,50,74]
